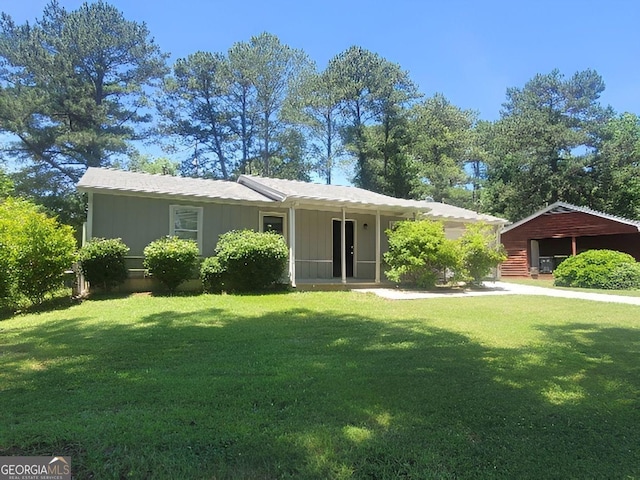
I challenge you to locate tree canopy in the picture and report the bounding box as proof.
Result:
[0,0,167,227]
[2,1,640,227]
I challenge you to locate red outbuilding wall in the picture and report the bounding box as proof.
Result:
[501,211,640,277]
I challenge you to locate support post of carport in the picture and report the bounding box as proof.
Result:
[571,236,577,256]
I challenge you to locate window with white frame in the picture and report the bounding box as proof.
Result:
[260,212,286,236]
[170,205,203,252]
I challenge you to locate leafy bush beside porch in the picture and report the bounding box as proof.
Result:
[384,220,506,288]
[201,229,289,293]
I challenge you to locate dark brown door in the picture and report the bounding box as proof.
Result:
[333,220,354,277]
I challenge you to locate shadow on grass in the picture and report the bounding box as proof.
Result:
[0,301,638,479]
[0,293,80,321]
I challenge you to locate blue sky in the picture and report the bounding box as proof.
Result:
[3,0,640,185]
[6,0,639,121]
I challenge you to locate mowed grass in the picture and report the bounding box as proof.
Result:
[1,292,639,479]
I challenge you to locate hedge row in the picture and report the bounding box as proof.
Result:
[80,230,289,294]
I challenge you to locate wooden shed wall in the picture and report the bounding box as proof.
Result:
[501,211,640,276]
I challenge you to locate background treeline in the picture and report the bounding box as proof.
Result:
[1,0,639,233]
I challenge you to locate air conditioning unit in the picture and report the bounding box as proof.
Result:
[539,256,554,274]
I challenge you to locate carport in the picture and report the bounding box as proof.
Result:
[500,202,640,276]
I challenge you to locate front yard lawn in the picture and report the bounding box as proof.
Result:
[1,292,638,479]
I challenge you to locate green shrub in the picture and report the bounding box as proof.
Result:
[143,236,200,292]
[78,238,130,291]
[601,262,640,290]
[200,256,225,293]
[554,249,639,289]
[384,220,459,288]
[458,223,507,285]
[201,230,289,293]
[0,238,13,303]
[0,197,77,305]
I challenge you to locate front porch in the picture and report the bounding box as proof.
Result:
[294,278,396,291]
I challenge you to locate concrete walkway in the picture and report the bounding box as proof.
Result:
[357,281,640,305]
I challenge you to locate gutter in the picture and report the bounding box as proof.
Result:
[237,175,288,202]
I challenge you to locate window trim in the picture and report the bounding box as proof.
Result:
[259,211,287,238]
[170,205,203,254]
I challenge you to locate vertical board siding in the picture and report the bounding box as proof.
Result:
[92,193,442,282]
[502,211,640,276]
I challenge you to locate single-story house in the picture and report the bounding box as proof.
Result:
[501,201,640,277]
[77,167,507,290]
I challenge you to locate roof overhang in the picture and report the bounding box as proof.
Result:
[501,201,640,234]
[77,185,277,208]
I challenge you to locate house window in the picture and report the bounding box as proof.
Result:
[170,205,203,253]
[260,213,285,236]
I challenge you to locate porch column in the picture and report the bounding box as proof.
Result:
[86,192,93,244]
[375,210,381,283]
[571,236,577,256]
[341,207,347,284]
[289,206,296,288]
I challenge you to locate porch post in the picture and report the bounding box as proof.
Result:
[341,207,347,284]
[289,206,296,288]
[86,192,93,243]
[571,236,577,256]
[375,210,381,283]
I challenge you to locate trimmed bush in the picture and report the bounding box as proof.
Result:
[78,238,130,291]
[200,256,225,293]
[458,223,507,285]
[201,230,289,293]
[384,220,459,288]
[601,262,640,290]
[143,236,200,293]
[553,249,639,289]
[0,197,77,305]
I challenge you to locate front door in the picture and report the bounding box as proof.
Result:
[333,220,354,277]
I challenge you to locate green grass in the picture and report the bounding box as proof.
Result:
[501,277,640,297]
[1,291,639,479]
